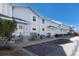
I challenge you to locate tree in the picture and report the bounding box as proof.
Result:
[0,18,17,47]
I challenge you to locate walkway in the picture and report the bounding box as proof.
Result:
[70,36,79,56]
[14,38,57,47]
[73,41,79,56]
[14,37,70,47]
[11,36,73,56]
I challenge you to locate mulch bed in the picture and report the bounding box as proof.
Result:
[0,46,26,56]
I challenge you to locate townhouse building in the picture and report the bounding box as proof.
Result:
[45,19,60,36]
[58,24,71,34]
[0,3,12,20]
[0,3,29,36]
[0,3,72,38]
[13,6,41,36]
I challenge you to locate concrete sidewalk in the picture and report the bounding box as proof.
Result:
[11,36,77,56]
[14,38,57,47]
[73,41,79,56]
[13,36,71,47]
[70,36,79,56]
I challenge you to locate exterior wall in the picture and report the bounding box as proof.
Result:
[13,6,59,36]
[0,3,13,21]
[58,24,70,34]
[45,20,59,36]
[13,22,30,36]
[45,20,70,36]
[39,17,47,36]
[0,3,12,17]
[30,15,40,34]
[0,3,7,15]
[12,18,30,36]
[7,4,13,17]
[13,6,40,35]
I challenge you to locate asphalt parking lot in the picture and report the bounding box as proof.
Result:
[24,39,72,56]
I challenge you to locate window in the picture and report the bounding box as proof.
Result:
[33,16,36,21]
[42,19,45,24]
[32,28,36,30]
[42,28,45,31]
[19,25,22,29]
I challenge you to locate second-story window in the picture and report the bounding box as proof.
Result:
[32,28,36,30]
[42,19,45,24]
[42,28,45,31]
[33,16,36,21]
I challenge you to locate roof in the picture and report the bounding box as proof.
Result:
[51,20,62,24]
[13,6,40,17]
[45,17,62,25]
[14,5,70,26]
[14,5,63,24]
[9,3,15,6]
[13,17,29,24]
[0,14,12,19]
[12,17,29,22]
[0,13,29,23]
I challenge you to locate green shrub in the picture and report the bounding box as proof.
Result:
[0,18,17,46]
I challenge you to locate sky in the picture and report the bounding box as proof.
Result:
[16,3,79,29]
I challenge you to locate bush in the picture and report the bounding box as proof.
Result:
[0,18,17,47]
[55,34,65,37]
[55,34,59,37]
